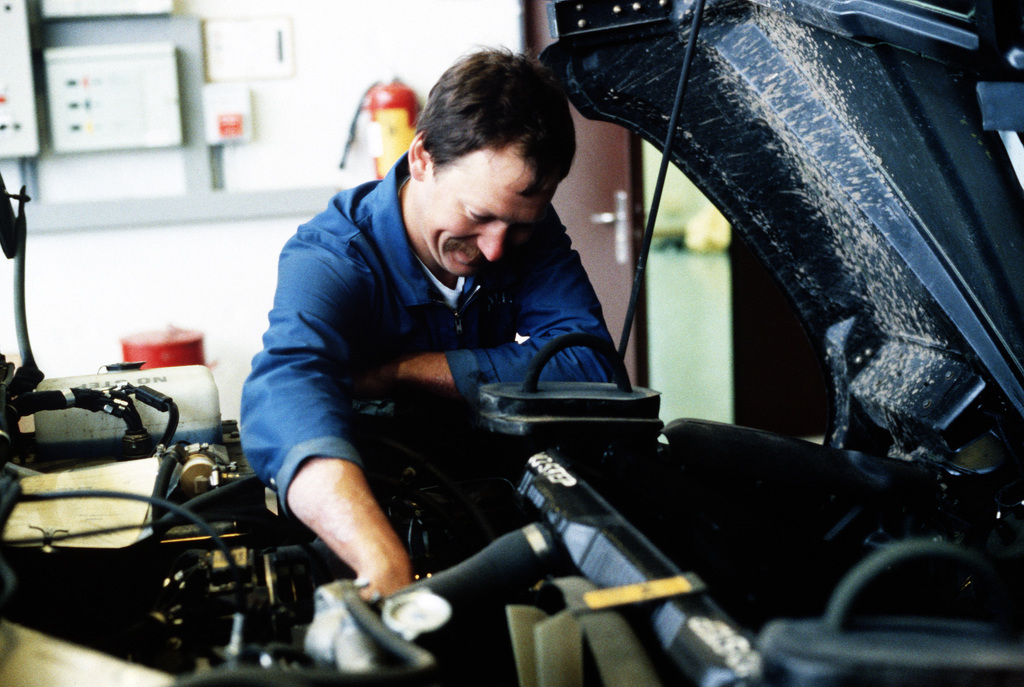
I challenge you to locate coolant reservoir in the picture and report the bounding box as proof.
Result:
[33,365,222,461]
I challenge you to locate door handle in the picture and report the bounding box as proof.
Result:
[590,190,630,265]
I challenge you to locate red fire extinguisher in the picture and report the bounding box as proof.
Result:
[340,80,419,179]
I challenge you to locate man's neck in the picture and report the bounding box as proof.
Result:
[400,177,459,289]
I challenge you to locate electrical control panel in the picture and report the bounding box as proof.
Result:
[44,43,183,153]
[0,0,41,158]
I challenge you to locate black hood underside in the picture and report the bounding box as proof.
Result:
[542,0,1024,471]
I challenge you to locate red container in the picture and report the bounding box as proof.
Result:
[121,327,205,369]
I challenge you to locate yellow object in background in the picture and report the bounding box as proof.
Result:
[642,140,731,252]
[373,107,417,179]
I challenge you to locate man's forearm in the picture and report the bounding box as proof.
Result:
[286,457,413,598]
[354,351,463,400]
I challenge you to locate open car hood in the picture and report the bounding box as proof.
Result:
[542,0,1024,471]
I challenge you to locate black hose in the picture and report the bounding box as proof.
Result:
[150,446,182,521]
[158,400,180,449]
[13,238,33,370]
[823,538,1014,635]
[7,389,70,418]
[2,173,42,396]
[10,184,40,384]
[412,523,557,609]
[131,385,179,450]
[618,0,708,356]
[161,474,263,514]
[150,475,267,537]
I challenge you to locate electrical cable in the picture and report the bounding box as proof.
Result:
[66,386,145,433]
[618,0,708,356]
[127,384,179,450]
[105,386,146,433]
[6,389,67,417]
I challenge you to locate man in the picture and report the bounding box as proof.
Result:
[241,48,614,597]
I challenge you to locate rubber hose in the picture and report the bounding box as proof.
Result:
[414,523,556,608]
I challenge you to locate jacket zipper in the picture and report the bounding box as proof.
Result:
[451,284,482,336]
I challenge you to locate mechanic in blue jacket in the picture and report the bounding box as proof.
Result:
[241,49,614,597]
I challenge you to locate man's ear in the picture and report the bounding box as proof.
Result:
[407,132,431,182]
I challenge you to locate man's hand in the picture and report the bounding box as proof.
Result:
[286,457,413,598]
[353,351,463,400]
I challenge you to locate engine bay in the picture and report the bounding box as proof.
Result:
[2,350,1023,686]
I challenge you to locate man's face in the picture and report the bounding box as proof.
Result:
[404,137,556,287]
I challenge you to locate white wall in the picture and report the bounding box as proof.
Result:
[0,0,523,422]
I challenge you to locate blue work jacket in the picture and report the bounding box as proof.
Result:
[240,156,614,504]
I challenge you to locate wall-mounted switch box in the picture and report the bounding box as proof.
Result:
[45,43,182,153]
[0,0,41,158]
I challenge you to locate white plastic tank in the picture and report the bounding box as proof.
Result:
[33,365,222,461]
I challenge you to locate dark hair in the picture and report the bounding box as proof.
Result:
[416,48,576,195]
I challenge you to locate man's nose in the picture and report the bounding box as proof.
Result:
[477,225,507,262]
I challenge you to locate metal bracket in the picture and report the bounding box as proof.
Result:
[549,0,686,41]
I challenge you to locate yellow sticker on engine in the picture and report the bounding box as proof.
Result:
[583,576,702,610]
